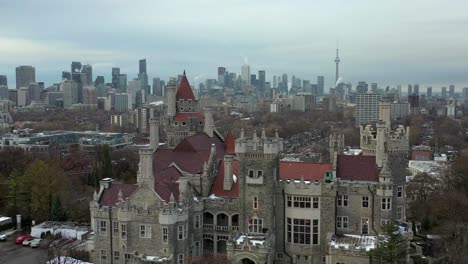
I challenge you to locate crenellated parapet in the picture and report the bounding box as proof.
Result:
[235,128,283,158]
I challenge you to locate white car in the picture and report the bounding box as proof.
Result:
[30,238,42,248]
[22,237,35,246]
[0,234,7,241]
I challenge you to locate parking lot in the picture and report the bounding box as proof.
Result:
[0,235,47,264]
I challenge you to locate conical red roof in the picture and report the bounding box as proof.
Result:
[176,71,195,100]
[224,131,236,155]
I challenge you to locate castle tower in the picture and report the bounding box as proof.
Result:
[204,108,214,138]
[149,115,159,151]
[375,121,387,167]
[137,148,154,188]
[379,101,391,129]
[166,78,176,117]
[329,131,344,167]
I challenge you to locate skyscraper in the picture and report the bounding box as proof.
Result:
[462,87,468,103]
[273,75,277,88]
[407,84,413,96]
[81,64,93,86]
[118,74,127,91]
[153,78,163,96]
[258,70,266,93]
[61,80,79,108]
[441,87,447,98]
[139,58,147,74]
[112,68,120,89]
[218,67,226,87]
[426,86,432,97]
[281,73,288,94]
[241,64,250,85]
[15,66,36,89]
[371,83,378,93]
[449,85,455,98]
[62,71,71,81]
[0,75,7,86]
[413,84,419,95]
[356,81,368,94]
[28,82,41,102]
[94,76,105,86]
[71,61,82,73]
[334,46,340,84]
[355,93,381,126]
[317,76,324,95]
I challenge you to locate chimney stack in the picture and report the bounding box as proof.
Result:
[223,155,234,191]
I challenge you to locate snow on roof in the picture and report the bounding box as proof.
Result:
[47,256,93,264]
[330,234,376,251]
[235,234,267,246]
[233,174,237,183]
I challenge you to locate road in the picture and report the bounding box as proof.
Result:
[0,235,47,264]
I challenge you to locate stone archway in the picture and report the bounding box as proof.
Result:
[240,258,256,264]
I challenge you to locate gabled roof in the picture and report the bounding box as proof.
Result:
[224,131,236,155]
[279,161,332,181]
[175,112,204,122]
[99,184,138,206]
[210,159,240,197]
[154,166,182,203]
[175,71,195,100]
[336,155,379,182]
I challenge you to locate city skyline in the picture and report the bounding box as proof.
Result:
[1,0,468,89]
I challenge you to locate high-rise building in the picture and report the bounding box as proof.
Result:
[408,95,420,115]
[426,86,432,97]
[139,58,147,74]
[0,75,7,86]
[15,66,36,89]
[62,71,71,81]
[241,64,250,85]
[449,85,455,98]
[355,93,381,126]
[81,64,93,86]
[317,76,324,95]
[218,67,226,87]
[272,75,277,88]
[118,74,127,91]
[28,83,42,102]
[407,84,413,96]
[153,78,163,96]
[112,68,120,88]
[371,83,378,93]
[71,61,82,73]
[138,73,149,95]
[61,80,79,108]
[356,81,368,94]
[83,86,97,105]
[441,87,447,98]
[0,85,8,99]
[94,76,105,86]
[17,87,30,106]
[258,70,266,93]
[413,84,419,95]
[462,87,468,103]
[128,79,142,108]
[114,93,131,112]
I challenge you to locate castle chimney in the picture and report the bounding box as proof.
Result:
[253,129,258,140]
[223,155,234,191]
[261,128,266,139]
[204,108,214,137]
[166,78,176,117]
[240,128,245,138]
[375,121,387,167]
[149,117,159,151]
[275,129,279,138]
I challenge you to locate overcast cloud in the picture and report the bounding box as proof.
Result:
[0,0,467,90]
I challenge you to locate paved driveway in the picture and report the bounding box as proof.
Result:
[0,235,47,264]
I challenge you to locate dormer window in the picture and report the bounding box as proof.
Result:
[180,107,184,111]
[182,122,186,126]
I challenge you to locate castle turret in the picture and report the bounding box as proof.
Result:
[223,155,234,191]
[137,148,154,188]
[166,78,176,117]
[204,108,214,137]
[375,121,387,167]
[149,117,159,151]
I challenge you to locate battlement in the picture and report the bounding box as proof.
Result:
[235,128,284,155]
[360,124,409,155]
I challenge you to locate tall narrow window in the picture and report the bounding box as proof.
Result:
[312,219,319,245]
[162,227,168,244]
[362,196,369,208]
[99,221,107,236]
[140,224,151,238]
[312,197,319,209]
[194,215,201,229]
[121,224,127,240]
[253,196,258,209]
[397,206,403,220]
[100,249,107,264]
[397,186,403,198]
[252,218,263,233]
[381,198,391,210]
[113,222,119,236]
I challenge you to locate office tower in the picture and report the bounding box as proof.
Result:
[128,79,142,107]
[62,71,71,81]
[8,90,17,106]
[46,91,63,107]
[114,93,131,112]
[112,68,120,88]
[302,80,311,93]
[462,87,468,103]
[407,84,413,95]
[17,87,30,106]
[153,78,162,96]
[250,74,257,88]
[356,81,368,94]
[449,85,455,98]
[272,75,277,88]
[96,84,107,98]
[311,84,318,95]
[317,76,324,95]
[371,83,378,93]
[355,93,381,126]
[258,70,266,92]
[391,101,410,120]
[15,66,36,89]
[218,67,226,86]
[281,73,288,94]
[71,61,82,73]
[335,47,340,84]
[0,85,8,99]
[138,73,149,95]
[241,64,250,85]
[441,87,447,98]
[61,80,79,108]
[81,64,93,86]
[426,86,432,97]
[413,84,419,95]
[83,86,97,105]
[0,75,7,86]
[408,95,420,115]
[139,58,147,74]
[95,76,105,86]
[118,74,127,91]
[28,83,42,102]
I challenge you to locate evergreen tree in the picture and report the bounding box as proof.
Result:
[51,196,66,221]
[369,224,407,264]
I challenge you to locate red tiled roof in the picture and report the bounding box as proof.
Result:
[224,131,236,155]
[99,183,138,206]
[211,159,240,197]
[174,112,204,122]
[175,72,195,100]
[411,150,432,161]
[153,132,225,202]
[336,155,379,182]
[279,161,332,181]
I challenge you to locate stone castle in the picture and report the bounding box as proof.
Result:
[90,72,410,264]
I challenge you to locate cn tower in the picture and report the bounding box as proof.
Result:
[334,45,340,84]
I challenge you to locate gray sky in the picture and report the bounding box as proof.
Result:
[1,0,467,91]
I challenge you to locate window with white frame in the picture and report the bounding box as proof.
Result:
[100,249,107,264]
[140,224,151,238]
[337,194,348,207]
[178,224,187,240]
[381,219,390,226]
[113,251,120,263]
[194,215,201,229]
[397,186,403,198]
[121,224,127,240]
[194,241,200,256]
[362,196,369,207]
[99,220,107,236]
[253,196,258,209]
[336,216,348,229]
[248,170,255,177]
[312,219,319,244]
[397,206,403,220]
[287,218,311,244]
[257,170,263,177]
[178,254,184,264]
[381,198,391,210]
[287,196,311,208]
[312,197,319,209]
[124,253,131,264]
[113,222,119,236]
[162,227,168,243]
[252,218,263,233]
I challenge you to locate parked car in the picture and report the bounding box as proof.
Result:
[22,237,35,246]
[0,234,7,241]
[15,235,33,244]
[29,238,42,248]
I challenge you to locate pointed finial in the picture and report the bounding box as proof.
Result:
[261,128,266,139]
[240,128,244,138]
[253,129,257,140]
[169,192,175,204]
[275,129,279,138]
[183,70,186,76]
[118,189,123,202]
[93,191,99,201]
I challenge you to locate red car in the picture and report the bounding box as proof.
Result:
[15,235,33,244]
